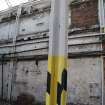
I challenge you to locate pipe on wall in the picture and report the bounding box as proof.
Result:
[1,54,5,100]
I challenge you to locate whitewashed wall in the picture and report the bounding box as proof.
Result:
[0,57,102,105]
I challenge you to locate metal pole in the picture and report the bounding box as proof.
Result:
[10,5,22,102]
[46,0,69,105]
[98,0,105,33]
[99,0,105,104]
[1,55,4,100]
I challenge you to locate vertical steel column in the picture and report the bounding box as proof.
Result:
[98,0,105,105]
[10,6,22,102]
[99,0,105,32]
[46,0,69,105]
[1,55,5,100]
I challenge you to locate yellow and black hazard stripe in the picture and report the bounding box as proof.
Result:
[47,72,51,95]
[57,69,67,105]
[46,56,67,105]
[46,72,51,105]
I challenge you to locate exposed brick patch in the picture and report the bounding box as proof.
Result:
[70,0,99,28]
[15,93,35,105]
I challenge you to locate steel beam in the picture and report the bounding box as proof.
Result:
[46,0,69,105]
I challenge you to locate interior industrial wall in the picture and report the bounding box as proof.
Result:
[0,57,103,105]
[0,0,104,105]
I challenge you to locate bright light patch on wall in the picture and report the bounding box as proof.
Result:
[0,0,28,12]
[0,0,8,11]
[9,0,28,6]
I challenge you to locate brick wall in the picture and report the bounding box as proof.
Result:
[70,0,98,28]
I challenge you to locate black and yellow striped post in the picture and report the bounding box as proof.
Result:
[46,0,69,105]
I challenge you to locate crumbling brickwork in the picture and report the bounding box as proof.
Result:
[70,0,98,28]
